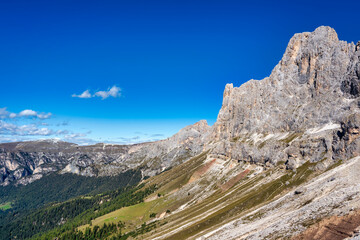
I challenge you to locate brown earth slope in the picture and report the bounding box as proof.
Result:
[293,210,360,240]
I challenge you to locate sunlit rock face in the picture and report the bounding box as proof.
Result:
[207,26,360,168]
[1,26,360,185]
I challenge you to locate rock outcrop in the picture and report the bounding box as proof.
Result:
[207,26,360,169]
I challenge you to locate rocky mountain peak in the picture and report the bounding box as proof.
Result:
[280,26,339,67]
[277,26,352,85]
[215,26,359,133]
[207,26,360,168]
[291,26,339,46]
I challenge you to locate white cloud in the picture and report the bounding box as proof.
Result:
[29,127,53,136]
[0,120,85,141]
[0,107,92,144]
[17,109,52,119]
[0,121,54,136]
[56,129,69,135]
[0,135,32,143]
[19,109,37,117]
[64,133,86,138]
[94,86,121,100]
[72,86,121,100]
[36,113,52,119]
[72,90,92,98]
[62,133,97,145]
[0,107,52,119]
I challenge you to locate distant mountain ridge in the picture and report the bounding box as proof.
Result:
[0,120,209,186]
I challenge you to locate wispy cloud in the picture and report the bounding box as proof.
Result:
[0,108,9,119]
[62,133,97,145]
[72,85,121,100]
[150,133,164,137]
[56,129,69,135]
[64,133,87,138]
[0,108,97,145]
[112,133,166,145]
[0,120,89,144]
[94,86,121,99]
[18,110,52,119]
[0,107,52,119]
[0,121,55,136]
[72,90,91,98]
[56,121,69,126]
[0,135,32,143]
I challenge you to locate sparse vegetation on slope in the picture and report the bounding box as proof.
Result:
[0,170,146,240]
[162,162,315,239]
[0,202,11,211]
[0,169,141,212]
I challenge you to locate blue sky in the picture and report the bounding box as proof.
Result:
[1,0,359,144]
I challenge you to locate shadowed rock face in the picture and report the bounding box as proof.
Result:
[1,26,360,186]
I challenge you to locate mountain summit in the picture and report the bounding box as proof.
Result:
[207,26,360,169]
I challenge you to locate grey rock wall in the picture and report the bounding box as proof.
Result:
[207,26,360,168]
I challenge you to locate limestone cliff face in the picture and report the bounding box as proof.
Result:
[213,26,359,137]
[208,26,360,168]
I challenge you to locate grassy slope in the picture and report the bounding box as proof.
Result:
[137,161,319,240]
[76,152,209,233]
[81,198,167,232]
[163,162,315,240]
[0,202,11,210]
